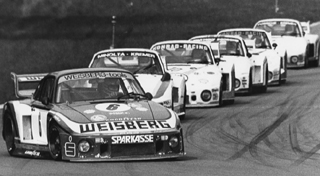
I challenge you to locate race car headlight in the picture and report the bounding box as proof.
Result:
[168,136,179,148]
[199,79,208,84]
[291,56,298,63]
[235,79,240,88]
[78,140,91,153]
[201,90,211,102]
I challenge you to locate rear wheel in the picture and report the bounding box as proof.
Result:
[48,122,62,161]
[277,67,282,86]
[179,87,187,120]
[3,113,17,156]
[260,65,268,93]
[304,48,309,68]
[247,70,253,95]
[218,81,223,107]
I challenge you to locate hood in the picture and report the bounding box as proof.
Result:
[220,56,251,66]
[271,37,308,55]
[56,100,171,123]
[167,64,215,75]
[220,56,251,74]
[249,49,267,55]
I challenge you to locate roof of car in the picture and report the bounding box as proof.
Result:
[151,40,212,47]
[255,18,300,24]
[92,48,159,57]
[190,34,243,41]
[48,67,132,77]
[218,28,268,33]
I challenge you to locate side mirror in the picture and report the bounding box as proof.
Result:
[214,57,221,65]
[161,72,171,81]
[272,43,277,49]
[247,53,252,58]
[41,97,50,105]
[145,92,153,100]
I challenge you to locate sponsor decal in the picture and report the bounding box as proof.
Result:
[219,31,263,36]
[65,136,76,157]
[152,44,209,51]
[111,134,154,144]
[136,107,148,111]
[106,117,141,121]
[91,115,108,121]
[79,120,171,133]
[96,103,131,112]
[24,150,40,156]
[58,72,133,83]
[84,109,95,114]
[25,76,44,81]
[97,52,156,58]
[109,111,130,115]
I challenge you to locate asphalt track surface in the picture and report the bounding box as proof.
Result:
[1,23,320,176]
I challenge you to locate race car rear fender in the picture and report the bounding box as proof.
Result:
[2,102,20,141]
[252,58,267,85]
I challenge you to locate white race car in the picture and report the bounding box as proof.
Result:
[89,49,187,119]
[150,40,235,107]
[190,35,268,94]
[217,28,287,85]
[254,18,320,68]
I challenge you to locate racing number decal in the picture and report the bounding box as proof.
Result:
[95,103,130,112]
[106,104,120,110]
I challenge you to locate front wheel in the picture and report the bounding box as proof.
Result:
[48,122,62,161]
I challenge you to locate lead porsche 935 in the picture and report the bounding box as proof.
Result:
[254,18,320,68]
[89,49,187,119]
[190,35,268,94]
[2,68,185,161]
[217,28,287,85]
[150,40,235,107]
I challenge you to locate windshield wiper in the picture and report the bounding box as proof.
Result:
[117,92,148,101]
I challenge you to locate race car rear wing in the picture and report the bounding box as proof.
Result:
[11,72,47,98]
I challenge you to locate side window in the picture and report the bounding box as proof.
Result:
[33,79,45,101]
[33,77,55,102]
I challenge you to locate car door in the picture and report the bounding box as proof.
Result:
[29,76,55,145]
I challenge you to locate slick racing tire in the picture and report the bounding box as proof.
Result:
[179,86,187,120]
[247,70,253,95]
[48,122,62,161]
[277,64,282,86]
[218,81,223,107]
[3,113,17,156]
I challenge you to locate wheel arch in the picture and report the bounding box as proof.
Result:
[2,103,19,141]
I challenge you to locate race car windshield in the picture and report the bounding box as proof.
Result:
[255,21,302,37]
[90,52,163,75]
[219,31,272,49]
[152,44,212,64]
[214,40,245,56]
[55,72,145,103]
